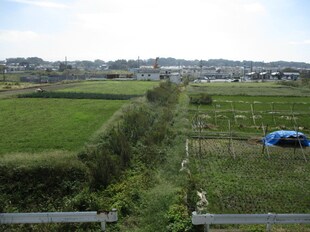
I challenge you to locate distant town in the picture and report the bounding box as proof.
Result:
[1,57,310,84]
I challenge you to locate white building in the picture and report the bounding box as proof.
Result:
[136,69,160,81]
[169,72,182,84]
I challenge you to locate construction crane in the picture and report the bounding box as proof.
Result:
[153,57,159,69]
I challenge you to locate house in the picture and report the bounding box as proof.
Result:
[283,72,300,80]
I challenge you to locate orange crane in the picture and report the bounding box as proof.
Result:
[153,57,159,69]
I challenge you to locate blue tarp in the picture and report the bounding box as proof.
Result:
[263,130,310,147]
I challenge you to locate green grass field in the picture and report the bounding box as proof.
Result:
[58,80,159,95]
[188,81,310,96]
[0,98,126,154]
[0,80,159,155]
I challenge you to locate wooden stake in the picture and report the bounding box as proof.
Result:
[213,104,217,126]
[251,103,256,126]
[271,102,276,125]
[262,123,270,158]
[231,102,237,124]
[228,120,236,159]
[294,126,307,162]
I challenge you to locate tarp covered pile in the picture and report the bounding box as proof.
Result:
[263,130,310,147]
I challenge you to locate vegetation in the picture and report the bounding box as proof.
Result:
[2,79,310,232]
[0,98,126,154]
[58,80,159,95]
[1,80,192,231]
[187,82,310,231]
[5,57,310,70]
[19,91,141,100]
[189,139,310,213]
[189,95,310,136]
[189,93,212,105]
[188,81,310,96]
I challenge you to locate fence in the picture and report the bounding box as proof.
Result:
[0,210,117,231]
[192,212,310,232]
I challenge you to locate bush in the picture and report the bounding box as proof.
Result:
[277,80,300,87]
[189,93,213,105]
[146,81,180,105]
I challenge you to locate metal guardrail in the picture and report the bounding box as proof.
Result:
[0,210,117,231]
[192,212,310,232]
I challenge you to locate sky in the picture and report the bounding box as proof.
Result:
[1,0,310,62]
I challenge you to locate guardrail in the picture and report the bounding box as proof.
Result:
[192,212,310,232]
[0,209,117,231]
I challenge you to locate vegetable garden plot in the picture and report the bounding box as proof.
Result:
[190,100,310,135]
[188,139,310,214]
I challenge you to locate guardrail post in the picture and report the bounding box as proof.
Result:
[101,221,106,231]
[266,212,272,232]
[204,224,210,232]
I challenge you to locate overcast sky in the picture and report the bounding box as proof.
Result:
[1,0,310,62]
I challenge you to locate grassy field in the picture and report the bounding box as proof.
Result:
[0,80,159,155]
[58,80,159,95]
[188,81,310,96]
[0,98,126,154]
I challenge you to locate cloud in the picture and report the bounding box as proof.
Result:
[289,40,310,45]
[0,30,40,42]
[7,0,68,9]
[242,2,266,14]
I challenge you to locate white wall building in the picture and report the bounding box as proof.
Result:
[136,69,160,81]
[169,72,182,84]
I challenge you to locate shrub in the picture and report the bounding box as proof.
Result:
[189,93,213,105]
[277,80,300,87]
[146,81,180,105]
[165,204,192,232]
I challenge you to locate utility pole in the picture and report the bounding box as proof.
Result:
[65,56,68,80]
[199,60,203,77]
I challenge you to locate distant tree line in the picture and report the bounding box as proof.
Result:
[4,57,310,71]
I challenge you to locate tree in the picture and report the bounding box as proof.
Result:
[301,71,310,86]
[108,59,128,70]
[0,65,6,81]
[282,68,299,73]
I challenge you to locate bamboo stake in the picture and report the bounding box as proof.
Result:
[228,120,236,159]
[261,123,270,158]
[294,126,307,162]
[251,103,256,126]
[231,102,237,124]
[213,104,217,126]
[271,102,276,125]
[291,103,295,126]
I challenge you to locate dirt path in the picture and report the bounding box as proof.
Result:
[0,82,79,99]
